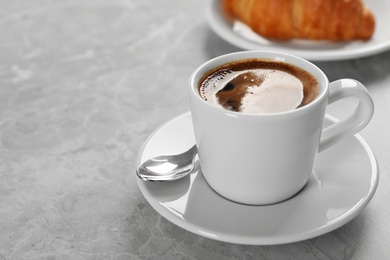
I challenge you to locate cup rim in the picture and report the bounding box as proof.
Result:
[189,50,329,117]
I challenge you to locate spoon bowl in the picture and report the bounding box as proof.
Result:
[136,145,198,182]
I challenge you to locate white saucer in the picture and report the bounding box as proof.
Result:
[207,0,390,61]
[136,112,379,245]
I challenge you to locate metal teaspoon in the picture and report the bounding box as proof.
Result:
[136,145,197,182]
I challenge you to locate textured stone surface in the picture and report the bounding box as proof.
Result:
[0,0,390,259]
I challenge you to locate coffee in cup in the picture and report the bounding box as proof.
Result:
[198,59,320,114]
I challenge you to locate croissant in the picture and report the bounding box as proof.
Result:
[222,0,375,41]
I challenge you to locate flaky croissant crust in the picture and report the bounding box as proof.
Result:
[223,0,375,41]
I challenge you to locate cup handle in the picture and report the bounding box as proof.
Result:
[319,79,374,152]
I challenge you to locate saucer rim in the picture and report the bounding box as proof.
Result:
[136,112,379,245]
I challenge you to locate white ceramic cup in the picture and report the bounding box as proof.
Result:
[189,51,374,205]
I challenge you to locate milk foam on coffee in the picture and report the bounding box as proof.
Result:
[201,69,304,114]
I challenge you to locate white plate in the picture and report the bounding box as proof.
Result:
[207,0,390,61]
[136,112,379,245]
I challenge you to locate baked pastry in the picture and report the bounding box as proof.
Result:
[222,0,375,41]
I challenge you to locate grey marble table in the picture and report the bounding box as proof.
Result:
[1,0,389,259]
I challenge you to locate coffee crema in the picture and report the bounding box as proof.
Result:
[198,59,319,114]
